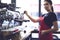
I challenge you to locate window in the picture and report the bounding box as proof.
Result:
[16,0,39,31]
[16,0,39,20]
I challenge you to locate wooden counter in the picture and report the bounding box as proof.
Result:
[1,26,22,40]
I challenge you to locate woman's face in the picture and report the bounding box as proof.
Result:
[44,1,52,12]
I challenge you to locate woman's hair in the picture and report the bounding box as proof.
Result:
[44,0,54,12]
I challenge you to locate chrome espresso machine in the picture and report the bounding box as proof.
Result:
[0,2,27,40]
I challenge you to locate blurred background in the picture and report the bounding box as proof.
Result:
[0,0,60,40]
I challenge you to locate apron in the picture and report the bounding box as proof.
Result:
[39,17,53,40]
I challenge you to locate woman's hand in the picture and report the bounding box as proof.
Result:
[24,11,28,15]
[41,30,48,35]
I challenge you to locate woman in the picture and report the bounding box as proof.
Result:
[24,0,58,40]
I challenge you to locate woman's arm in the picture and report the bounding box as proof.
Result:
[41,21,58,35]
[24,11,39,23]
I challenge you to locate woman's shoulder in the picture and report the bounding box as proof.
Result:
[49,12,56,16]
[49,12,56,14]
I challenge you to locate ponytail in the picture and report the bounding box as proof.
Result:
[51,6,54,12]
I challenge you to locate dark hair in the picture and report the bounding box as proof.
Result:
[44,0,54,12]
